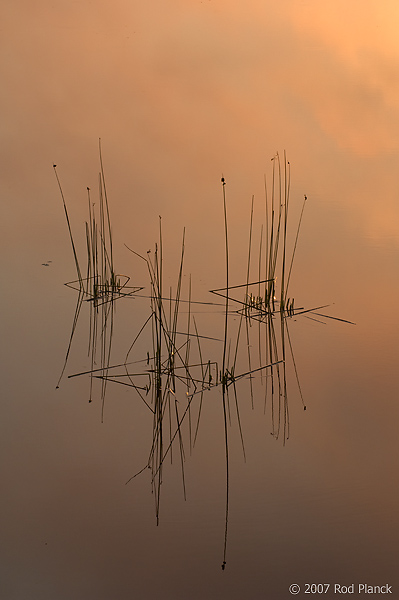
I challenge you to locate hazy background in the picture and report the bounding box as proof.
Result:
[1,1,399,598]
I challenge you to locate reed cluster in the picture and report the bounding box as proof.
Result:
[54,147,354,569]
[54,141,143,413]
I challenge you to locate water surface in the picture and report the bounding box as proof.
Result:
[1,2,399,598]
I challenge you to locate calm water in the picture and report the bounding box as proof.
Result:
[2,2,399,598]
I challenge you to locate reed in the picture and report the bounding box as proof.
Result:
[220,176,230,571]
[55,148,355,569]
[54,142,143,404]
[119,225,223,524]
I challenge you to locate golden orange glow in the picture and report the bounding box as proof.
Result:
[2,4,399,597]
[1,0,399,244]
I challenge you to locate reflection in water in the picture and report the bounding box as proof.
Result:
[55,151,354,569]
[53,145,143,413]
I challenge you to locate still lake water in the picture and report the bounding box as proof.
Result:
[2,177,399,599]
[2,1,399,598]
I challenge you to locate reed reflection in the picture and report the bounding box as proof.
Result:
[55,149,354,570]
